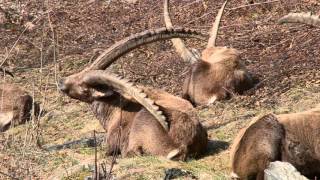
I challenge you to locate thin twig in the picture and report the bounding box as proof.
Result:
[47,11,59,91]
[179,0,202,9]
[186,0,280,25]
[106,97,123,180]
[94,130,98,180]
[228,0,280,11]
[186,12,212,25]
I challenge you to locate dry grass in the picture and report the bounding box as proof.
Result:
[1,82,318,179]
[0,0,319,179]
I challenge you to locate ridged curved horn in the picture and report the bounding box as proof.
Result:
[278,12,320,27]
[163,0,198,63]
[83,70,168,131]
[0,67,14,77]
[207,0,228,48]
[87,27,207,70]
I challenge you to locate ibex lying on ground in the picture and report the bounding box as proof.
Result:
[164,0,255,106]
[0,69,39,132]
[59,28,208,160]
[230,13,320,180]
[230,106,320,179]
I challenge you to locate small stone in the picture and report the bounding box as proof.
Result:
[24,21,36,31]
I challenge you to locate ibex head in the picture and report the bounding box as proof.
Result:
[58,71,115,103]
[59,27,206,102]
[59,27,207,130]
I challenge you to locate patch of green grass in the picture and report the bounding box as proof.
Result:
[215,130,229,141]
[63,168,92,180]
[76,147,95,155]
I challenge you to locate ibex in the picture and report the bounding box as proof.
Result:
[0,68,39,132]
[164,0,255,106]
[230,106,320,179]
[230,13,320,180]
[59,28,208,160]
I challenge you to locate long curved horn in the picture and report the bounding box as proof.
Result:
[87,27,207,70]
[278,12,320,27]
[163,0,198,63]
[0,67,14,78]
[207,0,228,48]
[83,70,169,131]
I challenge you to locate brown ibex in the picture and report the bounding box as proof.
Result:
[0,69,39,132]
[59,28,208,160]
[230,13,320,180]
[164,0,255,106]
[230,107,320,179]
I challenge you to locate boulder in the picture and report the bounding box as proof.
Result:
[264,161,308,180]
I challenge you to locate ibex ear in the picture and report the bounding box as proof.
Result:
[91,89,114,99]
[82,73,114,99]
[82,71,135,100]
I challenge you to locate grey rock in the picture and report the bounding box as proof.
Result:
[264,161,308,180]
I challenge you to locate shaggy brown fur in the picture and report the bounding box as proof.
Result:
[57,27,212,159]
[230,106,320,179]
[230,114,284,180]
[183,47,253,105]
[59,70,208,160]
[59,27,210,160]
[277,108,320,178]
[0,83,39,132]
[164,0,254,106]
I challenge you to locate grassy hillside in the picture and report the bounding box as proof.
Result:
[0,0,319,179]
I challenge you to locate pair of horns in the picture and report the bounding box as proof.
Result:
[164,0,229,63]
[76,27,207,131]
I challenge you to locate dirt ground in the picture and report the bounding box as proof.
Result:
[0,0,319,179]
